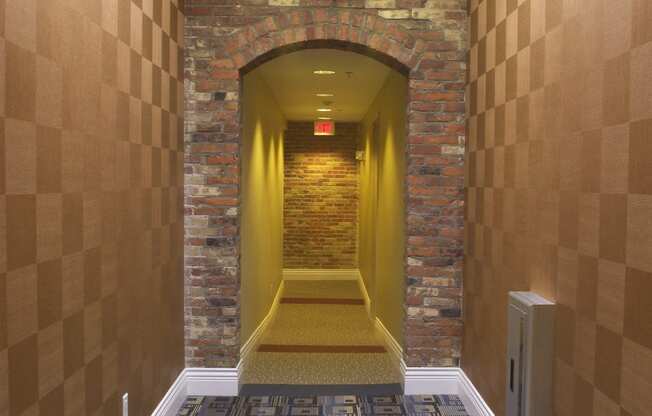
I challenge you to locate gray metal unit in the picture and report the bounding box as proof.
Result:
[506,292,555,416]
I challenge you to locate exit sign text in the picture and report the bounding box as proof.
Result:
[314,120,335,136]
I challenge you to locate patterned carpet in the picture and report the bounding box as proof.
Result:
[176,394,469,416]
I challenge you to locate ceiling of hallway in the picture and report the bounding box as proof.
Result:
[256,49,392,122]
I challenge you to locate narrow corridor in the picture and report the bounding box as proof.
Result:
[239,280,402,394]
[3,1,651,415]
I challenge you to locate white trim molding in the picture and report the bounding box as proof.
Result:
[458,369,495,416]
[151,368,240,416]
[374,317,405,374]
[153,366,493,416]
[375,317,494,416]
[239,280,285,368]
[154,284,493,416]
[404,366,460,394]
[282,268,359,280]
[356,271,372,317]
[185,367,239,396]
[150,369,188,416]
[403,367,494,416]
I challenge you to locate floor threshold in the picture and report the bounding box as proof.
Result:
[239,383,404,396]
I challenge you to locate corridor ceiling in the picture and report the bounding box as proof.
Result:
[257,49,392,122]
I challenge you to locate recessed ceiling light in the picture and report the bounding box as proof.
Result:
[318,117,332,120]
[316,93,334,97]
[313,70,336,75]
[317,108,332,112]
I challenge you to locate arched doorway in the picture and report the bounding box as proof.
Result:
[239,46,408,392]
[184,9,464,374]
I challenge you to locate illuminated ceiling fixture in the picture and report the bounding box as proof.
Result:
[316,93,334,97]
[313,70,336,75]
[316,108,332,112]
[318,117,332,120]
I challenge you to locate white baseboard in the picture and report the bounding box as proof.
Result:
[356,271,372,318]
[150,369,187,416]
[374,317,405,374]
[239,280,285,368]
[282,268,359,280]
[375,317,494,416]
[404,367,461,394]
[185,367,239,396]
[152,365,493,416]
[151,367,240,415]
[457,369,495,416]
[155,283,493,416]
[404,367,494,415]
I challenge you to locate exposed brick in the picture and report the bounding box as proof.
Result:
[365,0,396,8]
[269,0,300,5]
[283,123,358,268]
[185,4,467,368]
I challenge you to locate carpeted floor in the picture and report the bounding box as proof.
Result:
[176,394,470,416]
[239,280,402,386]
[189,281,472,415]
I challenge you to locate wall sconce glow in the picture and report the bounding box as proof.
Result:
[316,108,332,112]
[316,93,334,97]
[313,70,336,75]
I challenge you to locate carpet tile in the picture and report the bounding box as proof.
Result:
[177,395,469,416]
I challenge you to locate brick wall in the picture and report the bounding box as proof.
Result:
[465,0,652,414]
[283,122,358,269]
[184,2,467,367]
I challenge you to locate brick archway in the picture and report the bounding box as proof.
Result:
[185,8,465,368]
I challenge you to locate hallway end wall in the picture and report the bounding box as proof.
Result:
[241,71,286,343]
[465,0,652,414]
[283,122,358,269]
[0,0,185,415]
[359,71,409,346]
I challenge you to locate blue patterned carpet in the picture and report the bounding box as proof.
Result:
[177,394,469,416]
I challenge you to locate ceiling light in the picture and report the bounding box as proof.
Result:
[313,70,336,75]
[316,93,334,97]
[317,108,332,112]
[318,117,332,120]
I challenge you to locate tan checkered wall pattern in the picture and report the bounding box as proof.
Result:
[465,0,652,414]
[0,0,185,415]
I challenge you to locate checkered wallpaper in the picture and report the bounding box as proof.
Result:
[464,0,652,414]
[0,0,185,415]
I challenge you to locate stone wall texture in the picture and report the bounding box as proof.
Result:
[184,1,467,367]
[0,0,186,414]
[465,0,652,414]
[283,122,358,269]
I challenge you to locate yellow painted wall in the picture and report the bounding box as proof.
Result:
[359,70,408,345]
[241,71,286,341]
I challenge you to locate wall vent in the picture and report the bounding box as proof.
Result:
[507,292,554,416]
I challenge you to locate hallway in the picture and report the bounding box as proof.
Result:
[239,280,402,393]
[2,1,652,415]
[237,47,411,394]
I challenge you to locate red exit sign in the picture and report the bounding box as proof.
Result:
[314,120,335,136]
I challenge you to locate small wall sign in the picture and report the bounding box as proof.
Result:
[314,120,335,136]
